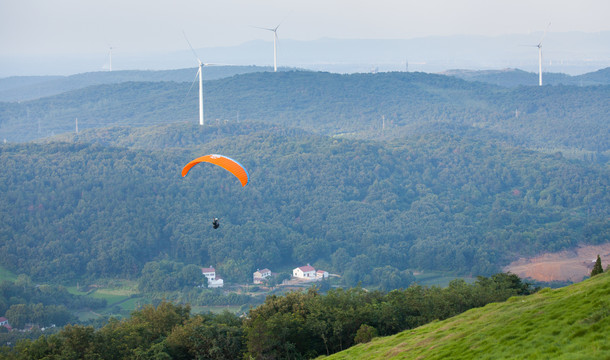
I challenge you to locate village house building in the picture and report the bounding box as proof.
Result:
[201,267,215,279]
[208,276,223,288]
[316,270,329,279]
[0,317,11,331]
[253,268,272,284]
[201,266,224,288]
[293,265,316,279]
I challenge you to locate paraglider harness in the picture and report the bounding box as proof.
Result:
[212,218,220,229]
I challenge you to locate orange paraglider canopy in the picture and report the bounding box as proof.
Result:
[181,154,249,187]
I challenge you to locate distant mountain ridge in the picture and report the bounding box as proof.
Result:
[2,65,609,103]
[2,31,609,76]
[1,71,608,157]
[0,66,283,102]
[443,67,610,87]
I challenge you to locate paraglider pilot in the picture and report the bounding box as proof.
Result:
[212,218,220,229]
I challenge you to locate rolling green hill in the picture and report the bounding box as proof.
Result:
[1,70,608,287]
[323,271,610,359]
[1,71,608,157]
[0,122,608,283]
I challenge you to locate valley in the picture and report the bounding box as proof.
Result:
[0,66,608,357]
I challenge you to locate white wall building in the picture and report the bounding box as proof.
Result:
[293,265,316,279]
[253,268,272,284]
[316,270,329,279]
[208,277,224,288]
[201,266,224,288]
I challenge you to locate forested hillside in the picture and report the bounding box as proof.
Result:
[1,71,608,158]
[1,123,608,284]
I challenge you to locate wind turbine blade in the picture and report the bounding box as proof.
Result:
[182,30,201,62]
[252,25,275,32]
[276,12,291,30]
[539,22,551,45]
[184,68,200,101]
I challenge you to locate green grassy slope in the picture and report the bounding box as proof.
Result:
[323,271,610,359]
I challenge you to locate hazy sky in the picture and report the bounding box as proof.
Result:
[2,0,609,57]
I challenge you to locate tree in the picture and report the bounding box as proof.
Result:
[264,272,291,288]
[354,324,378,344]
[5,304,28,329]
[165,313,245,360]
[591,255,603,277]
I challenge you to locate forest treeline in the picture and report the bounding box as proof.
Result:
[0,124,608,285]
[137,260,257,307]
[1,71,608,155]
[1,273,536,359]
[0,277,106,329]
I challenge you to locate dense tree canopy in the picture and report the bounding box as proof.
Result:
[0,277,105,329]
[0,123,607,284]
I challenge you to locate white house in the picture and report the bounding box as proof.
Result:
[201,266,224,288]
[293,265,316,279]
[316,270,329,279]
[202,267,216,279]
[253,268,272,284]
[208,276,224,288]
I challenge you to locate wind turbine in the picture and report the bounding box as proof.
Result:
[534,23,551,86]
[108,45,113,71]
[255,23,281,72]
[183,32,231,126]
[183,32,207,126]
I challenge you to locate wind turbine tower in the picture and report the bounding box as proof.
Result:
[109,46,113,72]
[197,59,203,126]
[537,43,542,86]
[536,23,551,86]
[256,24,281,72]
[184,32,205,126]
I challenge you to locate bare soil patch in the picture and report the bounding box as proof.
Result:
[503,244,610,282]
